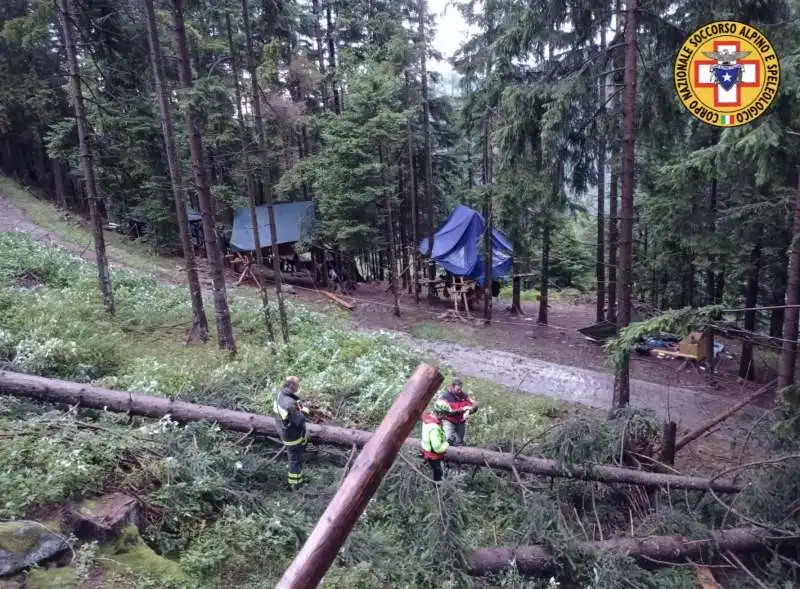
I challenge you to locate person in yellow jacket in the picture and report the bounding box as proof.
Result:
[273,376,310,487]
[420,408,450,482]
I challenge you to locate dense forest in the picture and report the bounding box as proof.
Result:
[3,0,800,586]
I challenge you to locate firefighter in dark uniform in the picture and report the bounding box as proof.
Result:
[273,376,309,487]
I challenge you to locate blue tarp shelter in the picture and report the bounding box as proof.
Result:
[229,201,314,252]
[418,204,513,286]
[187,206,201,222]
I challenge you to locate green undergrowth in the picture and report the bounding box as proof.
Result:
[1,231,799,588]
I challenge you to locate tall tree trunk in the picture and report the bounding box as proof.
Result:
[243,0,289,344]
[380,145,400,317]
[145,0,208,342]
[325,0,341,114]
[778,166,800,392]
[596,26,607,323]
[595,146,606,321]
[407,120,420,304]
[608,172,618,323]
[612,0,638,410]
[419,0,435,272]
[170,0,236,353]
[538,219,551,325]
[706,176,718,304]
[226,12,275,344]
[311,0,329,108]
[52,159,67,209]
[739,235,762,381]
[483,117,493,325]
[57,0,114,315]
[397,170,410,292]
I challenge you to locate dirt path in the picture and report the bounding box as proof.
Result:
[389,333,765,436]
[0,193,767,441]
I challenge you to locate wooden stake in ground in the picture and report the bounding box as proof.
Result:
[143,0,207,341]
[0,369,742,493]
[56,0,114,315]
[275,364,443,589]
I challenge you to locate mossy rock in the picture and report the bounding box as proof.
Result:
[97,526,185,587]
[0,522,68,576]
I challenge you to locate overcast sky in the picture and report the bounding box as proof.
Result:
[428,0,476,75]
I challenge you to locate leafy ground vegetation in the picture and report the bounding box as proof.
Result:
[1,233,800,589]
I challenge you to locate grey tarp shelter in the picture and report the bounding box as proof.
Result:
[229,201,314,252]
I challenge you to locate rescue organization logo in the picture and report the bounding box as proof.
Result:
[674,21,780,127]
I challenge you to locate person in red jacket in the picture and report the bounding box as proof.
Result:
[434,378,478,446]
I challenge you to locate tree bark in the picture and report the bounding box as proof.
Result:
[419,0,435,262]
[608,171,618,323]
[144,0,208,342]
[706,177,718,304]
[612,0,638,409]
[512,276,523,314]
[57,0,115,315]
[324,0,341,114]
[0,369,742,493]
[275,364,443,588]
[242,0,289,344]
[778,165,800,392]
[170,0,235,352]
[468,527,777,577]
[739,235,762,381]
[538,219,551,325]
[52,159,68,209]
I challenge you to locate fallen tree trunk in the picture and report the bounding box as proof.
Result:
[675,379,775,453]
[468,527,777,577]
[276,364,443,588]
[0,370,740,492]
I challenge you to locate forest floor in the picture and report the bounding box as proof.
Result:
[0,182,772,449]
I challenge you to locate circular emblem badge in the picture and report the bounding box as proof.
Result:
[674,21,780,127]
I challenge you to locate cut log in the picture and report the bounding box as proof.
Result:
[275,364,443,588]
[468,527,778,577]
[675,380,775,453]
[324,290,354,310]
[250,264,316,290]
[0,370,741,493]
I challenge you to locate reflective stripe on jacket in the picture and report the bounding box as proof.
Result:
[421,413,449,460]
[274,387,306,444]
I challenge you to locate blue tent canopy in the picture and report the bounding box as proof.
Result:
[229,201,315,252]
[418,204,513,285]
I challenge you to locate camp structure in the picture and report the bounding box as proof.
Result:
[227,201,320,287]
[229,200,314,256]
[418,204,513,286]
